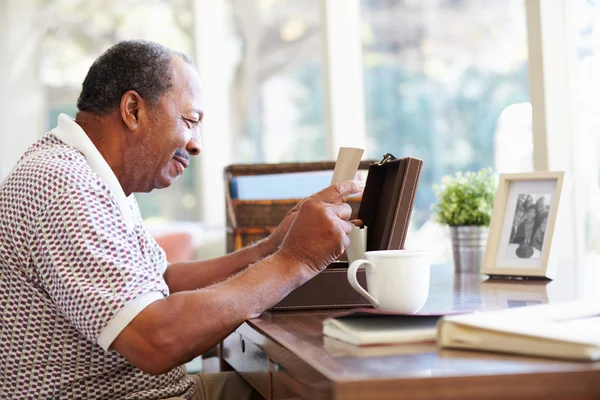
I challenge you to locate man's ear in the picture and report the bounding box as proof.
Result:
[120,90,146,132]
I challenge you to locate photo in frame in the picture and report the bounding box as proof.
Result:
[481,172,564,279]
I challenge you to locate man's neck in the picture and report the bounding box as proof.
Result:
[74,111,132,196]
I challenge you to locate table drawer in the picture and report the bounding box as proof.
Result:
[222,330,271,399]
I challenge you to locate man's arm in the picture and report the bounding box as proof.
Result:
[111,181,361,375]
[112,250,311,375]
[163,180,355,293]
[163,238,275,293]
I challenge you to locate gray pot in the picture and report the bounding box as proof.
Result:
[450,225,489,274]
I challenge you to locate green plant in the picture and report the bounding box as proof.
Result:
[432,168,497,226]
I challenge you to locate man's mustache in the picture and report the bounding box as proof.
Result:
[174,149,191,162]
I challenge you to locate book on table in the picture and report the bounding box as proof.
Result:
[437,300,600,361]
[322,308,442,346]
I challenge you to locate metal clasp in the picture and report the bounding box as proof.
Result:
[377,153,397,165]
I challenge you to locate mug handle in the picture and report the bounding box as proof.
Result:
[347,259,379,307]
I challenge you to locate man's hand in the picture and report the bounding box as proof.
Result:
[265,180,363,254]
[276,180,364,275]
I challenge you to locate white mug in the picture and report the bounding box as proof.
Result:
[347,250,430,313]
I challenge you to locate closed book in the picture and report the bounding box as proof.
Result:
[437,300,600,361]
[322,308,441,346]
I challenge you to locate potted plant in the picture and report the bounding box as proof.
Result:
[432,168,497,273]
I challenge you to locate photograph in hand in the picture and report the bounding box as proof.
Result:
[507,193,551,259]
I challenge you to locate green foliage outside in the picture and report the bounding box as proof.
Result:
[432,168,497,226]
[362,64,529,228]
[294,62,528,228]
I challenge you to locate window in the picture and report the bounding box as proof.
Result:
[360,0,531,260]
[573,0,600,255]
[225,0,327,163]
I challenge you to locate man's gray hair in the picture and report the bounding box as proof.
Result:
[77,40,194,116]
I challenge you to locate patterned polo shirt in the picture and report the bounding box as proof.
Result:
[0,114,196,399]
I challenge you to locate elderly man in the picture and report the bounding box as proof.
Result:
[0,40,362,399]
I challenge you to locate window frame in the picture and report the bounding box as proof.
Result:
[524,0,587,269]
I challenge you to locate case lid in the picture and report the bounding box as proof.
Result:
[357,154,423,251]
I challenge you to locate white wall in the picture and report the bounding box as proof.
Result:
[0,0,45,180]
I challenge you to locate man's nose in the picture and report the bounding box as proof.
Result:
[186,136,201,156]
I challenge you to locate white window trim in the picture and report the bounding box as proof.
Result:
[320,0,368,158]
[193,0,230,232]
[525,0,585,271]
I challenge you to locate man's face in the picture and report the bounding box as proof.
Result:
[133,57,204,192]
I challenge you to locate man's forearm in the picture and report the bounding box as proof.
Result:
[163,238,276,293]
[113,250,311,375]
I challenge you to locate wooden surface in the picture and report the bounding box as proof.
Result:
[222,263,600,399]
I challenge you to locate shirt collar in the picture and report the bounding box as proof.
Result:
[51,113,135,232]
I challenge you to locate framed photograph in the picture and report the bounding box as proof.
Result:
[481,172,564,279]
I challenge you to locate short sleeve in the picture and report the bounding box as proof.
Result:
[34,182,169,348]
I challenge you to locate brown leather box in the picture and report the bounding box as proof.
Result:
[358,154,423,251]
[271,261,371,310]
[271,154,423,311]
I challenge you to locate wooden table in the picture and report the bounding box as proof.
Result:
[221,264,600,399]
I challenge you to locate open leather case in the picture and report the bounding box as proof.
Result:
[271,154,423,311]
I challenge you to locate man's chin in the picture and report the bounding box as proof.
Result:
[154,174,178,190]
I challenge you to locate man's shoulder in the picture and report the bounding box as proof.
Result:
[3,133,108,202]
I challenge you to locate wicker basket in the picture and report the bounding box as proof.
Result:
[224,161,374,252]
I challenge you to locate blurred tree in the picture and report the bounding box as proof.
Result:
[39,0,194,90]
[291,0,530,228]
[227,0,322,162]
[358,0,530,228]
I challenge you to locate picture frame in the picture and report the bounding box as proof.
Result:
[481,171,564,279]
